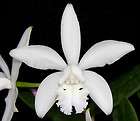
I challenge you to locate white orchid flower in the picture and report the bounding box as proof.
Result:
[1,27,32,121]
[10,4,135,118]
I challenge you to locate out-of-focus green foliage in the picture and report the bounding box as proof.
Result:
[18,89,35,109]
[137,91,140,99]
[113,98,138,121]
[111,65,140,106]
[111,65,140,121]
[18,64,140,121]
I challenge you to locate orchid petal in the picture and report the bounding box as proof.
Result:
[10,45,67,70]
[85,109,93,121]
[11,26,32,82]
[17,26,32,48]
[79,40,135,69]
[2,87,18,121]
[84,70,113,115]
[0,72,6,78]
[0,55,10,79]
[35,72,63,118]
[0,78,11,91]
[11,59,22,82]
[61,4,81,65]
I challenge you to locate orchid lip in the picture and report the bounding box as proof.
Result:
[57,66,89,115]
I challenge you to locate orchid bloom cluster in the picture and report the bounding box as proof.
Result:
[0,27,32,121]
[9,4,135,121]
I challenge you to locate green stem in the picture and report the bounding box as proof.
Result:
[16,82,40,88]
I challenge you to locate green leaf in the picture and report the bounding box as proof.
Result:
[111,65,140,106]
[113,98,138,121]
[18,89,35,110]
[137,91,140,99]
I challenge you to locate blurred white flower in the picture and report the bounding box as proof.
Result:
[85,109,93,121]
[10,4,135,118]
[0,56,11,91]
[1,27,32,121]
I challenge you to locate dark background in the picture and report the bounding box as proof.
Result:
[0,0,137,121]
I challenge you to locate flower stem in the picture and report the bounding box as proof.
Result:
[16,82,40,88]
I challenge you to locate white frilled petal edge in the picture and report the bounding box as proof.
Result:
[9,3,135,118]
